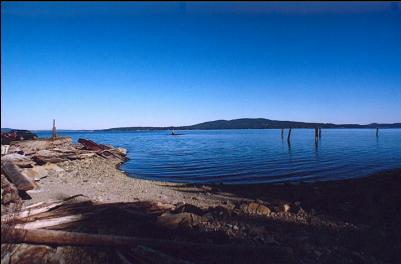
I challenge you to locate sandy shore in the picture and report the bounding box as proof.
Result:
[2,137,401,264]
[26,155,233,208]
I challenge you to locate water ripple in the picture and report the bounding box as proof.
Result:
[36,129,401,184]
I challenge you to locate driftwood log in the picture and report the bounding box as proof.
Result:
[2,201,65,222]
[78,138,107,152]
[1,161,35,191]
[14,214,91,229]
[117,245,194,264]
[2,228,294,258]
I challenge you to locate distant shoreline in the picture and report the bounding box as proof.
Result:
[29,127,401,133]
[3,118,401,132]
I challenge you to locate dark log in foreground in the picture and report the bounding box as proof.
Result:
[117,245,194,264]
[2,228,293,259]
[1,161,35,191]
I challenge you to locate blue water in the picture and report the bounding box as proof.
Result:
[36,129,401,184]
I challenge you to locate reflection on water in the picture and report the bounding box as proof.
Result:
[36,129,401,184]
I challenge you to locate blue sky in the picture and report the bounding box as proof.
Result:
[2,2,401,130]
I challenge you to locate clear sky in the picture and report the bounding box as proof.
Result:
[2,2,401,130]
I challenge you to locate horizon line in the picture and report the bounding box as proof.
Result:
[2,117,401,131]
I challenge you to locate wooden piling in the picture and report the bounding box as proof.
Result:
[376,128,379,137]
[318,128,322,138]
[314,128,319,142]
[281,128,284,138]
[287,128,292,142]
[52,119,57,139]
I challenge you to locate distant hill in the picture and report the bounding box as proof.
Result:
[1,128,13,132]
[100,118,401,131]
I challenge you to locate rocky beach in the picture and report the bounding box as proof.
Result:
[1,136,401,264]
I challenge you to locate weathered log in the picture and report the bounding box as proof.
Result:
[2,201,65,222]
[14,214,91,229]
[115,250,135,264]
[98,150,126,161]
[0,174,22,205]
[2,229,294,258]
[22,194,85,211]
[23,200,61,210]
[1,161,35,191]
[124,245,194,264]
[78,138,107,152]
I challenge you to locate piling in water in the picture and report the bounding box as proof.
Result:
[287,128,292,142]
[314,128,319,142]
[281,128,284,139]
[376,128,379,137]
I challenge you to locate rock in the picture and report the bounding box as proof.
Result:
[241,202,271,216]
[21,164,64,181]
[245,202,259,214]
[209,205,233,218]
[116,147,127,156]
[36,150,58,157]
[1,145,10,155]
[22,166,49,181]
[157,212,206,229]
[283,204,291,213]
[8,244,55,264]
[1,153,29,162]
[201,185,213,191]
[42,163,65,173]
[11,138,72,153]
[173,203,206,215]
[257,204,271,215]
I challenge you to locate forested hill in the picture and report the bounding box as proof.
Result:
[100,118,401,131]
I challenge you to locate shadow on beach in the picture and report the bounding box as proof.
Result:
[2,169,401,264]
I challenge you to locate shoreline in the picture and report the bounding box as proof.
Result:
[2,137,401,263]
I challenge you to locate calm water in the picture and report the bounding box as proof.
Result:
[36,129,401,184]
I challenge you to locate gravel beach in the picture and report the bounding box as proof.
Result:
[2,137,401,264]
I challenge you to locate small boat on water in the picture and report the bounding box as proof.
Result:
[170,129,183,136]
